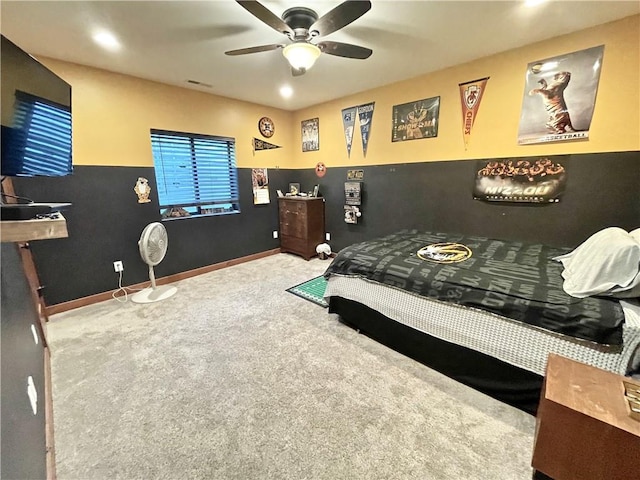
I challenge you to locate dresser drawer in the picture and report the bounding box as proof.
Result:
[281,235,307,253]
[279,213,305,238]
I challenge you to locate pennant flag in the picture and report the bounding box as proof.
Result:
[252,138,281,153]
[341,106,357,158]
[357,102,375,157]
[459,77,489,150]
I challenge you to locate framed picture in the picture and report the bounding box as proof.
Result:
[301,118,319,152]
[289,183,300,195]
[392,96,440,142]
[312,185,319,197]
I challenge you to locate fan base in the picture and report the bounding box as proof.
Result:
[131,285,178,304]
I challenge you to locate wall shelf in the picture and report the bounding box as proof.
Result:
[1,215,68,243]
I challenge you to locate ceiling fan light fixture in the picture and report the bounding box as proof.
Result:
[282,43,321,71]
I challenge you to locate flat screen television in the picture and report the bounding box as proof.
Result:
[1,35,72,177]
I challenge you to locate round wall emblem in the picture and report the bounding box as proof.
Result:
[417,242,472,264]
[315,162,326,177]
[258,116,275,138]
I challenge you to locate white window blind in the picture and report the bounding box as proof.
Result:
[150,129,240,218]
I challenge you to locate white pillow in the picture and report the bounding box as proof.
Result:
[553,227,640,299]
[630,228,640,242]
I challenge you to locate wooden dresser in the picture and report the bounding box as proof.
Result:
[532,354,640,480]
[278,197,325,260]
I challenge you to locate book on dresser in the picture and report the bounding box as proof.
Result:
[278,197,325,260]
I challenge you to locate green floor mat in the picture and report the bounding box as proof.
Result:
[286,275,328,308]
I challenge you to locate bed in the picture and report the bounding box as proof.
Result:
[323,229,640,415]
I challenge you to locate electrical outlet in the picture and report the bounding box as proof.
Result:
[113,261,123,272]
[27,375,38,415]
[273,230,278,239]
[325,233,331,241]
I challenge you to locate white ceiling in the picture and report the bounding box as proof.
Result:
[1,1,638,111]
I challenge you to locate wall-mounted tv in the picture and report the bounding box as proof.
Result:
[1,35,72,177]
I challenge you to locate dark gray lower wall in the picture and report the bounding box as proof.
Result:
[12,151,640,306]
[14,167,296,305]
[296,151,640,252]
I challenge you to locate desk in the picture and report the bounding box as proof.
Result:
[532,354,640,480]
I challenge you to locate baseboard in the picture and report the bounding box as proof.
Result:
[44,347,56,480]
[46,248,281,316]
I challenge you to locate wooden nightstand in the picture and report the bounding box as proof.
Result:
[532,354,640,480]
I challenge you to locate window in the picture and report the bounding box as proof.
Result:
[150,129,240,219]
[4,90,72,176]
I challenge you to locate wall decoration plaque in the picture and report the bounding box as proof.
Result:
[473,156,568,203]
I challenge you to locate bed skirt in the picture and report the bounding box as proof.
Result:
[329,296,544,415]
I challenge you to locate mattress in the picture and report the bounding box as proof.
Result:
[324,275,640,377]
[324,231,625,346]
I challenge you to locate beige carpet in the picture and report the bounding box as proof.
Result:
[48,253,536,479]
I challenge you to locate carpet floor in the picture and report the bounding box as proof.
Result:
[47,253,536,479]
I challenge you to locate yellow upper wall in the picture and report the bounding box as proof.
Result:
[39,15,638,169]
[37,58,294,168]
[292,14,640,168]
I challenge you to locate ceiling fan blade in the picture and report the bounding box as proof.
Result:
[225,44,285,56]
[310,0,372,37]
[236,1,294,36]
[317,41,372,59]
[291,67,306,77]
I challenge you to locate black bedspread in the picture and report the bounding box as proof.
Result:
[324,231,625,346]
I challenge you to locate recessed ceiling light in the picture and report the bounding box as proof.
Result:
[92,31,121,51]
[280,85,293,98]
[525,0,547,7]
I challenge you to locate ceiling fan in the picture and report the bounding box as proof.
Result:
[225,0,372,76]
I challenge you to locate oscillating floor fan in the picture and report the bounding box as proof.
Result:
[131,222,178,304]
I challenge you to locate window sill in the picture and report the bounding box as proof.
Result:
[160,210,240,222]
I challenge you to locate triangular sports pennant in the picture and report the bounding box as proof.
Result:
[459,77,489,150]
[252,137,281,153]
[341,106,357,158]
[357,102,375,157]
